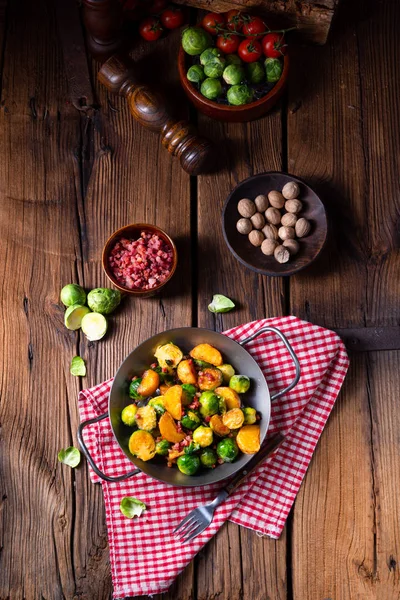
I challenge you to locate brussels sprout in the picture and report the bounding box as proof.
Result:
[194,359,213,369]
[200,47,222,65]
[58,446,81,468]
[247,61,265,84]
[136,405,157,431]
[229,375,251,394]
[129,378,144,401]
[200,448,217,468]
[216,438,239,463]
[182,384,197,404]
[223,64,245,86]
[218,364,235,384]
[87,288,121,315]
[187,64,205,84]
[64,304,91,331]
[199,391,220,417]
[227,84,253,106]
[200,78,223,100]
[226,53,242,66]
[182,27,212,56]
[155,439,170,456]
[218,395,227,414]
[184,441,201,454]
[242,406,257,425]
[265,57,283,83]
[60,284,86,307]
[193,425,213,447]
[81,312,108,341]
[148,397,166,416]
[181,410,201,430]
[204,60,225,79]
[177,454,200,475]
[121,404,138,427]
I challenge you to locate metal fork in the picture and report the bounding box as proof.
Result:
[173,432,285,543]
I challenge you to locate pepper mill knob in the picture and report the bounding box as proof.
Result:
[98,55,214,176]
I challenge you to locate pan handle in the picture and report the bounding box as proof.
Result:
[77,412,141,482]
[239,325,301,400]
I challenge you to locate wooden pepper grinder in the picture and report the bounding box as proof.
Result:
[98,55,214,176]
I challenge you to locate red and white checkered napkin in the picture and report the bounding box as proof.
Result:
[78,316,349,599]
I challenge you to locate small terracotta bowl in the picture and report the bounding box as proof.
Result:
[102,223,178,298]
[178,47,289,123]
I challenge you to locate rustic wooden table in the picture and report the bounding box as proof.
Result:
[1,0,399,598]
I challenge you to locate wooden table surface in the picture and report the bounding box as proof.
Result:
[1,0,399,598]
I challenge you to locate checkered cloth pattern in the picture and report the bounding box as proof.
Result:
[78,316,349,598]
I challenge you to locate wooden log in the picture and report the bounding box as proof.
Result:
[174,0,340,44]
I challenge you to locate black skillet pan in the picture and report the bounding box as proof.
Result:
[78,326,300,487]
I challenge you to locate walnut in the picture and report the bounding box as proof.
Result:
[278,226,295,241]
[261,239,278,256]
[262,224,279,240]
[295,218,311,238]
[238,198,256,218]
[283,239,300,255]
[274,245,290,263]
[268,190,285,209]
[281,212,297,227]
[285,199,303,214]
[248,230,264,247]
[254,194,269,212]
[236,218,253,235]
[282,181,300,200]
[265,207,281,225]
[250,212,265,230]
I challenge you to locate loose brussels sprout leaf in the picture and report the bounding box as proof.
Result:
[204,59,225,79]
[60,284,86,307]
[200,78,223,100]
[81,312,108,341]
[194,359,213,369]
[182,384,197,400]
[58,446,81,468]
[64,304,91,331]
[184,441,201,454]
[87,288,121,315]
[129,378,144,401]
[265,57,282,83]
[226,53,242,66]
[200,47,222,66]
[70,356,86,377]
[227,84,254,106]
[246,61,265,84]
[120,496,146,519]
[223,65,245,86]
[208,294,235,313]
[182,27,212,56]
[187,64,205,84]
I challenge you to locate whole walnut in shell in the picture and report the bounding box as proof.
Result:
[265,207,281,225]
[283,239,300,255]
[248,230,264,247]
[250,212,265,230]
[236,218,253,235]
[281,212,297,227]
[285,199,303,214]
[282,181,300,200]
[238,198,256,218]
[274,245,290,264]
[261,239,278,256]
[295,218,311,238]
[255,194,269,212]
[268,190,285,209]
[278,226,295,241]
[262,223,279,241]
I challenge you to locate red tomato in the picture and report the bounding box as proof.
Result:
[225,9,244,32]
[202,12,225,35]
[262,33,287,58]
[216,33,240,54]
[238,38,262,62]
[139,17,163,41]
[147,0,167,14]
[160,7,184,29]
[242,16,266,39]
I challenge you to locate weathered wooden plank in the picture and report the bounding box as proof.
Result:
[195,112,287,599]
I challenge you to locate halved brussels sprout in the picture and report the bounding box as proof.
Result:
[177,454,200,475]
[199,391,220,417]
[216,438,239,463]
[155,439,170,456]
[148,397,166,416]
[128,430,156,461]
[154,343,183,371]
[218,364,235,384]
[121,404,138,427]
[181,410,201,430]
[201,78,223,100]
[229,375,250,394]
[182,27,212,56]
[136,406,157,431]
[193,425,213,447]
[242,406,257,425]
[227,84,253,106]
[200,448,217,468]
[222,408,245,429]
[187,64,205,84]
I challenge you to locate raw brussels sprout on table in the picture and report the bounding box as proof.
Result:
[87,288,121,315]
[60,283,86,307]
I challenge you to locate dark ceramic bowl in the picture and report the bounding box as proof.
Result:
[222,172,328,277]
[102,223,178,297]
[178,47,289,123]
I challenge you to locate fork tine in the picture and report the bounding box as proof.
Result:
[181,521,207,544]
[173,513,196,534]
[175,518,201,540]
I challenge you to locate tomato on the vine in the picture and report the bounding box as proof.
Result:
[242,16,265,39]
[238,38,262,62]
[160,7,184,29]
[147,0,167,14]
[202,12,225,35]
[216,33,240,54]
[225,9,244,32]
[139,17,163,41]
[262,33,287,58]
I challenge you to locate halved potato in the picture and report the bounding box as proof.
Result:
[222,408,245,430]
[159,383,172,395]
[237,425,260,454]
[135,405,157,431]
[210,414,230,437]
[154,343,183,370]
[190,343,223,366]
[137,369,160,397]
[198,368,223,391]
[177,359,198,385]
[159,412,185,443]
[215,387,241,409]
[163,385,183,420]
[128,430,156,461]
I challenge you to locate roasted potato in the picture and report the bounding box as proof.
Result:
[177,359,198,385]
[159,412,185,443]
[159,383,172,395]
[128,430,156,461]
[190,343,223,366]
[215,387,241,409]
[198,368,223,391]
[236,425,260,454]
[210,414,230,437]
[137,369,160,397]
[218,364,235,384]
[222,408,245,430]
[163,385,183,420]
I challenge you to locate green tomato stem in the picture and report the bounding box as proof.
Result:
[215,25,297,37]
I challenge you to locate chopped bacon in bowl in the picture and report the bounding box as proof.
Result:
[108,231,174,291]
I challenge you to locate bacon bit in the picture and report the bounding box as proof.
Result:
[151,362,157,368]
[167,462,173,468]
[204,416,211,423]
[132,376,139,381]
[162,367,168,373]
[256,414,261,420]
[176,422,183,432]
[217,458,224,464]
